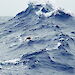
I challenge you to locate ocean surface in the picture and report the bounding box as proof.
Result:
[0,17,12,23]
[0,3,75,75]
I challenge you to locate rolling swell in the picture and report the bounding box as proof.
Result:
[21,50,74,73]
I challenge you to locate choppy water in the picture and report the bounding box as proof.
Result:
[0,3,75,75]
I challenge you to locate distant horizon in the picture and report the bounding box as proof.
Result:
[0,0,75,16]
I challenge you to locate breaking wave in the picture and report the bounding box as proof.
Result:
[0,2,75,75]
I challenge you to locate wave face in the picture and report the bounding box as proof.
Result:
[0,3,75,75]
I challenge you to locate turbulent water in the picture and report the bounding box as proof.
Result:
[0,3,75,75]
